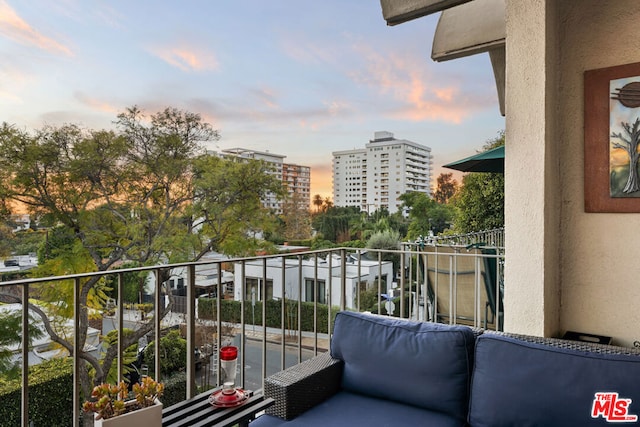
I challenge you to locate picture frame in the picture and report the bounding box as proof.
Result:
[584,61,640,212]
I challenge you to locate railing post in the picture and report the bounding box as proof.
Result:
[186,264,196,398]
[117,273,124,383]
[21,284,29,427]
[327,253,333,339]
[280,256,286,370]
[239,261,246,387]
[400,245,405,318]
[340,249,346,311]
[261,258,267,391]
[313,253,318,354]
[74,277,81,427]
[155,269,162,381]
[297,254,303,362]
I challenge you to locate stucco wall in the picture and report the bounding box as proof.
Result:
[557,0,640,347]
[506,0,640,346]
[504,0,561,337]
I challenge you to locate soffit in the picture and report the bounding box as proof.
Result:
[380,0,474,26]
[431,0,505,61]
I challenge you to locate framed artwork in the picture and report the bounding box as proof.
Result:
[585,61,640,212]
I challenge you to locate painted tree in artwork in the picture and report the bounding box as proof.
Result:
[611,117,640,193]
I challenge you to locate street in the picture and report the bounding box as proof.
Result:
[197,334,321,392]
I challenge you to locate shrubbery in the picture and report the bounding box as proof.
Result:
[0,358,73,427]
[198,298,339,334]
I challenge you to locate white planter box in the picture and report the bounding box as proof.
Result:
[94,400,162,427]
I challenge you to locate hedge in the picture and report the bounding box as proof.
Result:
[0,357,74,427]
[198,298,340,334]
[161,371,187,409]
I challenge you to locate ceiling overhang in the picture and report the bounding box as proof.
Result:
[431,0,506,115]
[380,0,474,26]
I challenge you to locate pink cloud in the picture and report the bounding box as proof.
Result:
[0,0,72,56]
[74,92,119,114]
[149,45,218,72]
[350,43,489,123]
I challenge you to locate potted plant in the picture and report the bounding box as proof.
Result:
[83,376,164,426]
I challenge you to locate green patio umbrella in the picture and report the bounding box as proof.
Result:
[443,145,504,173]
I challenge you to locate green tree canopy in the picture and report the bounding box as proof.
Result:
[434,173,459,204]
[451,131,505,233]
[0,106,283,401]
[399,192,453,239]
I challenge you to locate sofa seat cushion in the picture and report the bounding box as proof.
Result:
[469,333,640,426]
[330,311,477,421]
[251,391,466,427]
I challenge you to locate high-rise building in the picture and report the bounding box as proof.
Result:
[332,131,433,214]
[220,148,310,213]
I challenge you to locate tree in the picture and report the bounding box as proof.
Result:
[312,206,361,243]
[434,173,459,204]
[0,309,43,380]
[312,194,324,213]
[189,155,283,257]
[281,192,312,241]
[366,229,401,275]
[451,131,505,233]
[0,106,281,410]
[399,192,454,239]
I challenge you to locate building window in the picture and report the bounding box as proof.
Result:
[304,279,326,304]
[245,277,274,300]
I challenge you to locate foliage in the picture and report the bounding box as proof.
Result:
[83,381,128,420]
[281,192,312,241]
[0,308,44,380]
[7,229,45,256]
[133,375,165,408]
[312,206,362,243]
[198,298,340,334]
[399,192,454,239]
[366,229,401,275]
[0,357,73,427]
[161,371,187,408]
[143,330,187,376]
[452,173,505,233]
[190,154,284,257]
[82,376,163,420]
[104,262,151,303]
[101,329,140,384]
[434,173,459,204]
[0,106,283,400]
[0,223,11,258]
[451,131,505,233]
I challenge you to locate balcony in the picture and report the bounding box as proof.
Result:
[0,240,503,425]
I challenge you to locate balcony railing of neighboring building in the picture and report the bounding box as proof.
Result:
[427,227,505,249]
[0,245,504,426]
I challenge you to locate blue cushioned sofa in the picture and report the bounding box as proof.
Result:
[251,311,640,426]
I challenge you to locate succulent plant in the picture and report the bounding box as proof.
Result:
[83,377,163,420]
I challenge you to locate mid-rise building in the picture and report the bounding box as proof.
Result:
[332,131,433,214]
[220,148,310,213]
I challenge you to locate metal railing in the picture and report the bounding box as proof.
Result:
[0,245,504,426]
[427,227,505,248]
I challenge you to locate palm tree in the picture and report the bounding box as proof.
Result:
[323,197,333,212]
[312,194,323,212]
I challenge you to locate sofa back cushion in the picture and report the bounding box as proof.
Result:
[469,333,640,426]
[330,311,477,421]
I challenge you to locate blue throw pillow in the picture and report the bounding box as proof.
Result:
[469,334,640,426]
[330,311,477,421]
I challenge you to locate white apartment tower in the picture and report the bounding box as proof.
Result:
[221,148,310,213]
[332,131,432,214]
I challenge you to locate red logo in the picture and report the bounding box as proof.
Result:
[592,392,638,422]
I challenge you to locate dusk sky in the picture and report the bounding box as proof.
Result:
[0,1,504,198]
